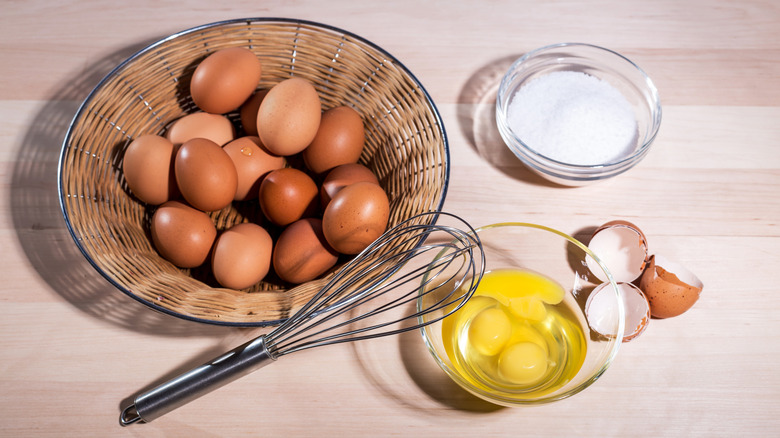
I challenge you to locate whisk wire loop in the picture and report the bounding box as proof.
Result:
[266,213,484,357]
[120,211,484,425]
[263,221,426,347]
[272,243,473,355]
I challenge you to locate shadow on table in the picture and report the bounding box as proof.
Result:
[398,328,505,413]
[9,38,232,338]
[455,54,560,188]
[349,300,503,414]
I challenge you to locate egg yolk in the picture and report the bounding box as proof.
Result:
[476,269,565,305]
[498,342,548,385]
[468,307,511,356]
[508,323,548,354]
[509,296,547,322]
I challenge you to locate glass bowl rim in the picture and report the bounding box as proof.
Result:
[418,221,626,406]
[496,42,662,173]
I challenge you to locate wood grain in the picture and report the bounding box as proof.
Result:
[1,0,779,436]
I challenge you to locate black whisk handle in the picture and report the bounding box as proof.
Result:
[119,335,274,426]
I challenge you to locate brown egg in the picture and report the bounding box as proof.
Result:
[223,136,285,201]
[165,112,235,146]
[257,77,321,156]
[322,181,390,254]
[303,106,365,174]
[239,89,268,136]
[211,223,273,290]
[639,254,703,319]
[258,167,319,226]
[320,163,380,209]
[175,138,238,212]
[151,200,217,268]
[122,134,179,205]
[273,218,339,284]
[190,47,263,114]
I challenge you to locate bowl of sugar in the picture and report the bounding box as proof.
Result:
[495,43,661,186]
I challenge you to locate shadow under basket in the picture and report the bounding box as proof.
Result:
[58,18,450,327]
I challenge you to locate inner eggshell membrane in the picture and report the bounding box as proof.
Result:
[586,282,650,342]
[652,254,703,290]
[586,224,648,283]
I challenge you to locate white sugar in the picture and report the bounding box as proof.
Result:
[507,71,638,165]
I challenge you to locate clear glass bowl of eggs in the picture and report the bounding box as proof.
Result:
[495,43,662,186]
[418,223,625,406]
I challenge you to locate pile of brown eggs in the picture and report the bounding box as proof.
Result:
[121,47,390,290]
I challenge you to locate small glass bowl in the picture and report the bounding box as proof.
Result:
[495,43,661,186]
[419,223,625,406]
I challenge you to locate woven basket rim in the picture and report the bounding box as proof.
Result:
[57,17,450,327]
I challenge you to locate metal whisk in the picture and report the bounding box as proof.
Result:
[120,212,484,425]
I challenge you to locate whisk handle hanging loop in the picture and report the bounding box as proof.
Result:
[120,335,275,426]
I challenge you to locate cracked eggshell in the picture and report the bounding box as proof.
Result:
[586,220,649,284]
[640,254,703,319]
[586,282,650,343]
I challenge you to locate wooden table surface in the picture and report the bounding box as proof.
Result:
[2,0,778,436]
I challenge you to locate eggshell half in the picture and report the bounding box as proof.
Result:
[586,220,649,283]
[640,254,703,319]
[586,282,650,343]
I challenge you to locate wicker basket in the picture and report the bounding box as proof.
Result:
[58,18,449,326]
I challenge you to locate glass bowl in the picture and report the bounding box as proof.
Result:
[495,43,661,186]
[419,223,625,406]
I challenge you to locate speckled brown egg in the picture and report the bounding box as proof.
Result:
[320,163,379,209]
[257,77,321,156]
[322,181,390,254]
[165,112,235,146]
[211,222,273,290]
[239,89,269,136]
[303,106,365,174]
[258,167,319,226]
[122,134,179,205]
[175,138,238,212]
[151,200,216,268]
[223,136,285,201]
[190,47,263,114]
[273,218,339,284]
